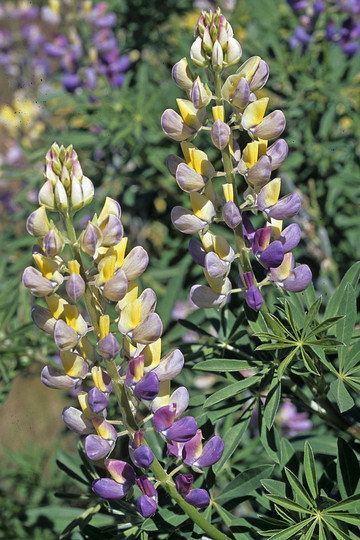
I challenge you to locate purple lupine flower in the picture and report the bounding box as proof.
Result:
[153,404,197,442]
[62,73,82,92]
[182,430,224,467]
[88,386,109,414]
[44,35,68,58]
[136,476,158,517]
[175,474,210,508]
[243,272,263,311]
[85,434,114,461]
[92,459,136,500]
[276,401,312,436]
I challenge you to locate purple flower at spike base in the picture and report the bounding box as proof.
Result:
[243,272,263,312]
[92,459,136,500]
[136,476,158,517]
[182,430,224,467]
[175,474,210,508]
[153,404,198,442]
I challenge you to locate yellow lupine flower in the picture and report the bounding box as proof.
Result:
[190,192,214,221]
[97,255,116,284]
[176,98,201,129]
[242,97,269,130]
[223,183,234,203]
[33,253,61,282]
[46,294,68,319]
[78,391,92,418]
[116,281,139,311]
[143,338,162,370]
[119,298,142,334]
[61,351,87,378]
[99,314,110,339]
[212,105,224,122]
[152,380,171,410]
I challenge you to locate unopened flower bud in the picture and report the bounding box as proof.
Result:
[66,273,85,302]
[80,222,102,257]
[172,57,194,90]
[222,200,241,228]
[45,161,59,183]
[45,228,64,257]
[190,36,207,67]
[98,332,120,360]
[211,119,230,150]
[26,206,51,237]
[38,180,55,210]
[226,37,242,66]
[212,40,223,71]
[191,77,211,109]
[54,179,68,211]
[60,163,70,188]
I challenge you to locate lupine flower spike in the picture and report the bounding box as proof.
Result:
[162,7,312,312]
[23,142,224,520]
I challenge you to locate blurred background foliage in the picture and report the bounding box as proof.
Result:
[0,0,359,538]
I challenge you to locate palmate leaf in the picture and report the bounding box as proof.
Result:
[265,494,314,515]
[303,442,318,500]
[213,413,252,474]
[324,261,360,320]
[284,468,314,508]
[216,464,274,501]
[267,517,315,540]
[300,296,322,338]
[264,376,281,429]
[336,438,360,499]
[329,378,355,412]
[193,359,256,372]
[204,375,261,407]
[337,283,357,371]
[322,518,353,540]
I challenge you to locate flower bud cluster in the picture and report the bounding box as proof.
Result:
[23,143,224,517]
[162,8,312,312]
